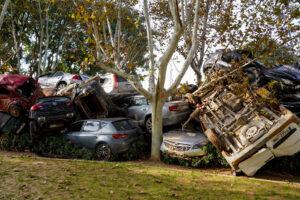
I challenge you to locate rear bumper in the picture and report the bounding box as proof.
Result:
[110,136,140,154]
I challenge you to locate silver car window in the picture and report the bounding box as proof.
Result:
[82,121,100,132]
[133,98,147,106]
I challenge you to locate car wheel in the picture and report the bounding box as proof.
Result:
[57,82,67,90]
[29,121,39,142]
[9,104,22,118]
[145,117,152,134]
[95,143,112,161]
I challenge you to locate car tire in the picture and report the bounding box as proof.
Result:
[9,104,22,118]
[57,82,67,90]
[29,121,39,142]
[145,116,152,134]
[95,143,112,161]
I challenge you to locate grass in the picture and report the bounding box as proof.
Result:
[0,152,300,200]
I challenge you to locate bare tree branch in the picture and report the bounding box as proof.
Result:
[0,0,10,31]
[167,0,201,95]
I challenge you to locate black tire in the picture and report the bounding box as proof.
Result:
[145,116,152,134]
[29,121,39,142]
[9,104,22,118]
[95,143,112,161]
[57,82,67,90]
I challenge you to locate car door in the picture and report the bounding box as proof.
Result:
[77,120,101,149]
[46,71,64,88]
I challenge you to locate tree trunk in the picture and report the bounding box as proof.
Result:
[0,0,10,31]
[150,96,164,161]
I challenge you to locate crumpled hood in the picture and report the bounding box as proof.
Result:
[263,65,300,84]
[163,130,208,145]
[0,74,30,89]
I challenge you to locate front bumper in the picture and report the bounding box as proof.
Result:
[160,142,206,158]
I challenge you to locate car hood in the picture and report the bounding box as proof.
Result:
[163,131,208,145]
[0,74,30,89]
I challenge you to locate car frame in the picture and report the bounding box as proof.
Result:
[0,74,42,117]
[161,129,208,158]
[65,118,141,160]
[29,96,76,140]
[126,95,191,133]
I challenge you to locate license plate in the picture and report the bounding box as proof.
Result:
[49,124,64,128]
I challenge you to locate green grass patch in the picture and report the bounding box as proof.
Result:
[0,153,300,200]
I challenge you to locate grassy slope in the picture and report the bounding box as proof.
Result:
[0,153,300,200]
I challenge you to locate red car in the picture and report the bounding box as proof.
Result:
[0,74,42,117]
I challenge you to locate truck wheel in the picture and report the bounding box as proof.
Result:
[57,82,67,90]
[95,143,112,161]
[29,121,39,142]
[9,104,22,118]
[145,117,152,134]
[205,128,226,152]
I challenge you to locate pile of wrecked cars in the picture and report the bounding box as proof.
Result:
[0,73,192,161]
[185,50,300,176]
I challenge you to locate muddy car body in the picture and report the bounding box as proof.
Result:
[29,96,76,139]
[161,130,208,158]
[0,74,42,117]
[191,51,300,176]
[38,71,89,90]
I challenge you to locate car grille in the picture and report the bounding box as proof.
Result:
[164,140,192,151]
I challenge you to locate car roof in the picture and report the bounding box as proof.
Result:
[75,118,130,123]
[0,74,32,87]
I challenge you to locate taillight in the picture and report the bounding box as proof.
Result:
[169,105,179,111]
[31,103,43,111]
[72,74,81,80]
[113,74,118,89]
[112,133,128,139]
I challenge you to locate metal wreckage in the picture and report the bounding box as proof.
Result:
[184,50,300,176]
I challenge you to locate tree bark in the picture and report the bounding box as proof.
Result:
[150,96,164,161]
[0,0,10,31]
[37,0,44,78]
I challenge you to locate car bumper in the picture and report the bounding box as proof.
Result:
[163,111,190,126]
[160,142,206,158]
[110,136,140,154]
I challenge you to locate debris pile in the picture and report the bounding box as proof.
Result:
[185,50,300,176]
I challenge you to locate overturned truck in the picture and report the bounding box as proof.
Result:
[186,51,300,176]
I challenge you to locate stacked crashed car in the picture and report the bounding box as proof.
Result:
[29,96,76,139]
[0,74,42,117]
[126,95,191,133]
[38,71,89,90]
[161,130,208,158]
[65,118,141,160]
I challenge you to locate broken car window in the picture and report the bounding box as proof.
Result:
[82,121,100,132]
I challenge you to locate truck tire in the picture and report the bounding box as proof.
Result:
[9,104,22,118]
[205,128,226,152]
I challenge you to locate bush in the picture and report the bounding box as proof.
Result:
[0,132,93,160]
[162,143,229,168]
